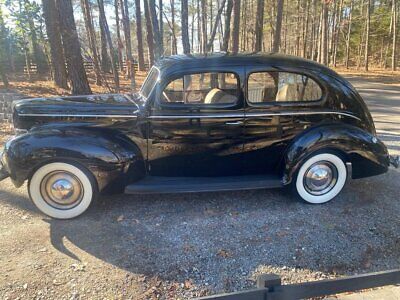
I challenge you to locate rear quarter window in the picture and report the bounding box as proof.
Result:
[247,71,323,104]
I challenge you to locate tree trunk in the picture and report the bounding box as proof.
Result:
[159,0,164,53]
[392,0,397,71]
[311,0,317,60]
[320,0,328,65]
[294,0,301,56]
[364,0,370,71]
[333,0,343,67]
[272,0,284,53]
[181,0,191,54]
[0,65,8,89]
[134,0,146,71]
[114,0,124,73]
[328,0,337,64]
[357,0,365,69]
[206,0,227,51]
[18,0,32,82]
[282,0,288,53]
[99,14,111,73]
[42,0,68,89]
[26,0,46,74]
[231,0,240,53]
[97,0,120,91]
[302,0,310,58]
[201,0,207,53]
[197,0,201,52]
[143,0,155,65]
[120,0,135,88]
[80,0,102,86]
[240,0,247,51]
[170,0,178,54]
[191,4,195,49]
[0,9,9,88]
[345,0,353,68]
[222,0,233,51]
[148,0,163,60]
[254,0,265,52]
[317,7,323,62]
[56,0,91,95]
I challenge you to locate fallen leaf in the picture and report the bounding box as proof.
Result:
[217,249,232,258]
[184,280,193,289]
[277,230,289,237]
[52,280,65,286]
[70,263,86,272]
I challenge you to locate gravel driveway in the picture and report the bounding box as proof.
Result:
[0,76,399,299]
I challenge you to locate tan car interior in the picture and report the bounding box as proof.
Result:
[204,88,238,104]
[162,73,239,104]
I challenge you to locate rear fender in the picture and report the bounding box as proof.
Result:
[3,127,145,192]
[282,123,390,184]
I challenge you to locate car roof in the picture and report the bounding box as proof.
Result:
[154,52,340,77]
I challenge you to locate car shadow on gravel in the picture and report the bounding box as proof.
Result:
[1,170,399,293]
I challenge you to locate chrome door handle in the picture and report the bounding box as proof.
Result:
[225,121,243,125]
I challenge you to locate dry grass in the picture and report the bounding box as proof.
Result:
[0,71,148,98]
[333,67,400,85]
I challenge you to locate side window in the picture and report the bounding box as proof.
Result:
[247,72,322,103]
[161,72,239,105]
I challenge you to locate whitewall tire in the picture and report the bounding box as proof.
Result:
[294,153,347,204]
[29,162,96,219]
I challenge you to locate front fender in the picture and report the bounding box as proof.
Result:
[283,123,390,184]
[3,127,145,192]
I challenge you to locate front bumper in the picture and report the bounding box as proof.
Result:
[389,155,400,168]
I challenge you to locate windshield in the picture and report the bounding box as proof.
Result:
[140,67,160,99]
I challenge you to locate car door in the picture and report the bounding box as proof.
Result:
[147,69,245,177]
[243,68,325,176]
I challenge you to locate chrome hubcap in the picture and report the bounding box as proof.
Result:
[51,179,74,200]
[304,161,338,196]
[40,171,84,209]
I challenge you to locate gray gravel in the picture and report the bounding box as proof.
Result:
[0,76,399,299]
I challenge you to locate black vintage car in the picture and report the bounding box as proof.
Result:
[1,53,398,219]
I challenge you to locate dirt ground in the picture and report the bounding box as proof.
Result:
[0,74,399,299]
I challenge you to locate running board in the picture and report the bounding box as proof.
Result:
[125,175,283,194]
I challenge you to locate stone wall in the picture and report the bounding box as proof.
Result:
[0,93,27,122]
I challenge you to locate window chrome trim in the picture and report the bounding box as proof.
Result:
[246,111,361,120]
[139,66,161,100]
[148,111,361,121]
[244,68,328,108]
[18,113,138,118]
[158,70,241,109]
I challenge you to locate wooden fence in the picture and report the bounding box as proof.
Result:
[23,61,149,75]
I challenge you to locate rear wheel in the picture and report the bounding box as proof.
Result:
[294,153,347,204]
[29,162,96,219]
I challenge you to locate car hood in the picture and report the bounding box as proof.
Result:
[12,93,144,131]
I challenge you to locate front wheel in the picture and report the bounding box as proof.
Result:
[29,162,96,219]
[294,153,347,204]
